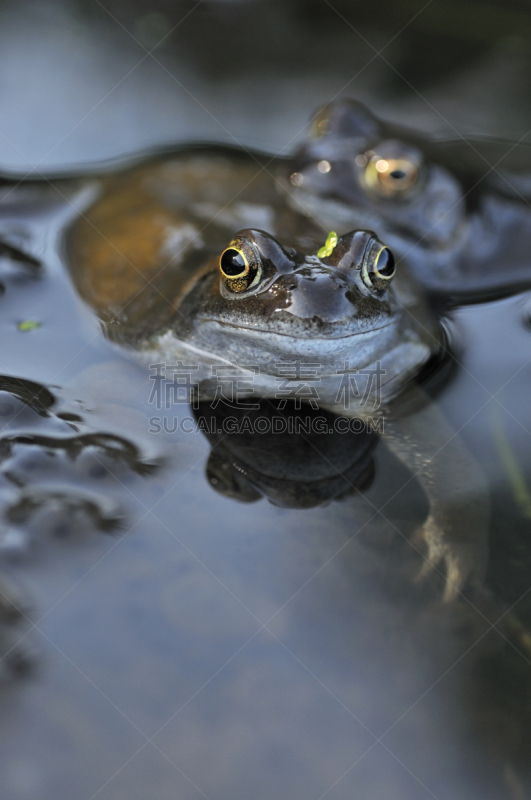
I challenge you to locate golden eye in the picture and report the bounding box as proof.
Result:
[361,241,396,291]
[363,156,418,196]
[219,243,261,293]
[373,246,395,279]
[220,248,248,279]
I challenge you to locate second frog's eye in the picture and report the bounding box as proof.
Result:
[364,156,418,196]
[357,141,423,199]
[361,239,396,291]
[219,239,262,294]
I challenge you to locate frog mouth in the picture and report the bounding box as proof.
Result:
[198,318,394,339]
[193,317,397,364]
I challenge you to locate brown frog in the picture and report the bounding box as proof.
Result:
[67,219,489,602]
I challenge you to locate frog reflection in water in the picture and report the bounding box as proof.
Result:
[195,398,379,509]
[68,223,488,601]
[286,98,531,301]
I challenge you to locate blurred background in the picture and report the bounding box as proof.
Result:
[0,0,530,170]
[1,4,531,800]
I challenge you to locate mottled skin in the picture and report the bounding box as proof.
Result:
[67,147,326,341]
[286,98,531,301]
[68,223,488,600]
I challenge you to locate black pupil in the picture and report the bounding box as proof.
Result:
[390,169,407,180]
[376,248,395,277]
[221,249,246,276]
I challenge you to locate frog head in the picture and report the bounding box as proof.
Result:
[286,99,465,250]
[166,227,435,409]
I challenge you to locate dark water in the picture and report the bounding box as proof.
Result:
[1,2,531,799]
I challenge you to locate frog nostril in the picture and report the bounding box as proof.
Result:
[277,275,298,291]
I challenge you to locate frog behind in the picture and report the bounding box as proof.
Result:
[285,98,531,301]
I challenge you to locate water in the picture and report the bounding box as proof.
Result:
[0,2,531,799]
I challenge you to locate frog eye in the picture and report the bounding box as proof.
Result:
[220,248,247,279]
[362,154,419,197]
[219,241,262,294]
[373,246,395,278]
[362,241,396,291]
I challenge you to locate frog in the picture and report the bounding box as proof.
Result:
[67,222,489,601]
[285,98,531,302]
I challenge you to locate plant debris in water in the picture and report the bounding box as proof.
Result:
[17,320,40,332]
